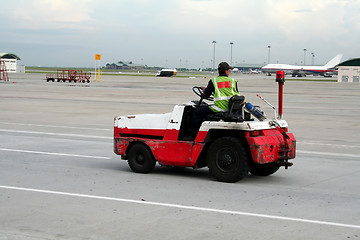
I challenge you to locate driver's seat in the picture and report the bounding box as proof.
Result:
[228,95,245,113]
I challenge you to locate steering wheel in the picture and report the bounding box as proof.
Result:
[192,86,213,108]
[192,86,214,101]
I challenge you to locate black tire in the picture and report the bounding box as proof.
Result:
[250,162,280,176]
[207,137,249,183]
[127,143,156,173]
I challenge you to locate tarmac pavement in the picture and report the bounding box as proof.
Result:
[0,73,359,239]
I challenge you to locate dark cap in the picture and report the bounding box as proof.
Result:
[218,62,233,72]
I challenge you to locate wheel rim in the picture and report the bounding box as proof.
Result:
[134,153,145,165]
[216,148,236,172]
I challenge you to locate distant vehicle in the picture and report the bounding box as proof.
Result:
[156,69,177,77]
[45,69,91,83]
[261,54,343,77]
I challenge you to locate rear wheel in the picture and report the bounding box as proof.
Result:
[207,137,249,183]
[128,143,156,173]
[250,162,280,176]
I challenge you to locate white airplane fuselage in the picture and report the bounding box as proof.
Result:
[261,54,342,77]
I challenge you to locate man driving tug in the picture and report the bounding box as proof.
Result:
[185,61,239,140]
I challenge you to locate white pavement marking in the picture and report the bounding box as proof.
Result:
[0,122,111,131]
[0,148,111,159]
[1,129,360,159]
[0,185,359,230]
[2,126,360,152]
[297,150,360,159]
[0,129,112,140]
[297,141,360,149]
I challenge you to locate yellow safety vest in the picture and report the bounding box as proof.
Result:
[209,76,239,112]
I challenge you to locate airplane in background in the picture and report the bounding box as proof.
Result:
[249,68,261,74]
[261,54,343,77]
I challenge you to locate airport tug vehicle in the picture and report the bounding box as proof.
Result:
[113,72,296,183]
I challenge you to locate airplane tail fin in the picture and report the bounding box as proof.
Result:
[324,54,343,68]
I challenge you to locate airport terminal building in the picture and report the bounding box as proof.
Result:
[0,53,22,73]
[337,58,360,83]
[232,63,264,73]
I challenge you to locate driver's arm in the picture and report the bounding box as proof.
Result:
[203,80,214,98]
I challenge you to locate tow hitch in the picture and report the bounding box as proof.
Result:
[277,159,293,169]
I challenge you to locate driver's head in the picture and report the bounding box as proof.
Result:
[218,62,233,76]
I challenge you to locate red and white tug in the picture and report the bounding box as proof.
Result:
[113,72,296,183]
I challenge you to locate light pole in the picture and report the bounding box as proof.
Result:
[311,52,315,65]
[212,40,216,73]
[230,42,234,66]
[303,49,307,65]
[267,45,271,64]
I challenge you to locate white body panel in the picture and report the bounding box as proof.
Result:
[200,119,288,132]
[115,104,289,132]
[115,105,185,131]
[115,113,172,129]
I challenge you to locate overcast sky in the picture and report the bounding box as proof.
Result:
[1,0,359,68]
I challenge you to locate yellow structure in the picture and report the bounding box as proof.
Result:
[95,54,102,82]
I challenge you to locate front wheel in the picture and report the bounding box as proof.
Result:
[207,137,249,183]
[128,143,156,173]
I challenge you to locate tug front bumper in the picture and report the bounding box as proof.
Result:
[245,129,296,165]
